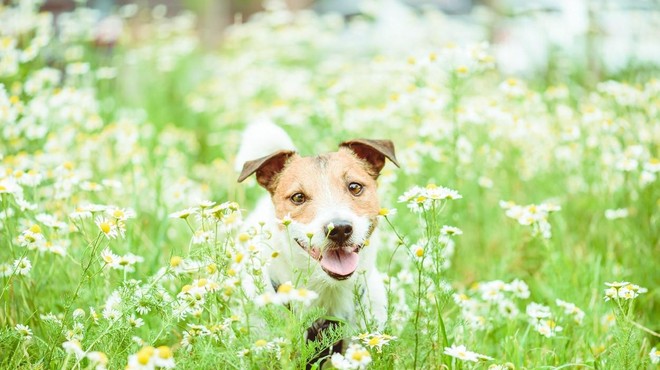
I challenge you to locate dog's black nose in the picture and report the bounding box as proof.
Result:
[326,220,353,244]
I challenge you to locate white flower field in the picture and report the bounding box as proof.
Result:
[0,1,658,369]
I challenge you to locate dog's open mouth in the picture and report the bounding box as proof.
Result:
[295,238,361,280]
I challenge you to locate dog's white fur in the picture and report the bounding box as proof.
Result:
[237,121,387,329]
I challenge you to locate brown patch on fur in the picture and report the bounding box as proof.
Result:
[271,150,381,224]
[237,150,297,193]
[339,139,399,176]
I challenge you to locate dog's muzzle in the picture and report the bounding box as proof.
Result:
[294,239,364,280]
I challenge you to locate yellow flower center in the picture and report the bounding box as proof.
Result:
[157,346,172,359]
[368,337,381,346]
[255,339,268,347]
[170,256,182,267]
[136,346,154,365]
[278,283,293,294]
[30,224,41,234]
[456,65,469,74]
[99,222,111,234]
[352,350,368,361]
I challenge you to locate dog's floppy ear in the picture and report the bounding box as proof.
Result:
[237,150,296,191]
[339,139,399,175]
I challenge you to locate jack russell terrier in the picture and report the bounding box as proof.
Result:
[236,122,398,360]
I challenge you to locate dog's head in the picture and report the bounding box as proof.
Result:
[238,139,398,280]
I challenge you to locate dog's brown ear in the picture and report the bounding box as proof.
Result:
[340,139,399,175]
[237,150,296,191]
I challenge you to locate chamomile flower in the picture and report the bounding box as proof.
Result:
[526,302,552,320]
[412,244,425,259]
[255,292,281,306]
[100,248,120,267]
[443,344,490,362]
[279,213,292,226]
[153,346,175,368]
[253,338,274,352]
[191,230,213,244]
[168,207,197,219]
[556,299,585,324]
[535,319,563,338]
[290,288,318,306]
[17,224,46,250]
[440,225,462,236]
[13,257,32,276]
[505,279,530,299]
[15,324,32,341]
[353,332,397,352]
[378,207,397,217]
[605,208,629,220]
[604,282,647,301]
[0,178,22,196]
[86,352,109,370]
[0,263,11,277]
[72,308,86,320]
[331,343,372,369]
[489,364,513,370]
[499,78,527,98]
[115,253,144,272]
[95,216,119,239]
[501,201,559,239]
[128,315,145,328]
[106,206,136,221]
[126,346,155,370]
[62,340,85,359]
[650,347,660,364]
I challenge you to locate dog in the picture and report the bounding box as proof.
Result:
[236,122,398,361]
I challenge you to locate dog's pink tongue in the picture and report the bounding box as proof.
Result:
[321,249,359,276]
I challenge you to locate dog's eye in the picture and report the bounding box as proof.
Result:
[348,182,363,196]
[290,193,306,205]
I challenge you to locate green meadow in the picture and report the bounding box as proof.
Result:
[0,2,658,369]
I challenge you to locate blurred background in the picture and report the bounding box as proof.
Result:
[36,0,660,82]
